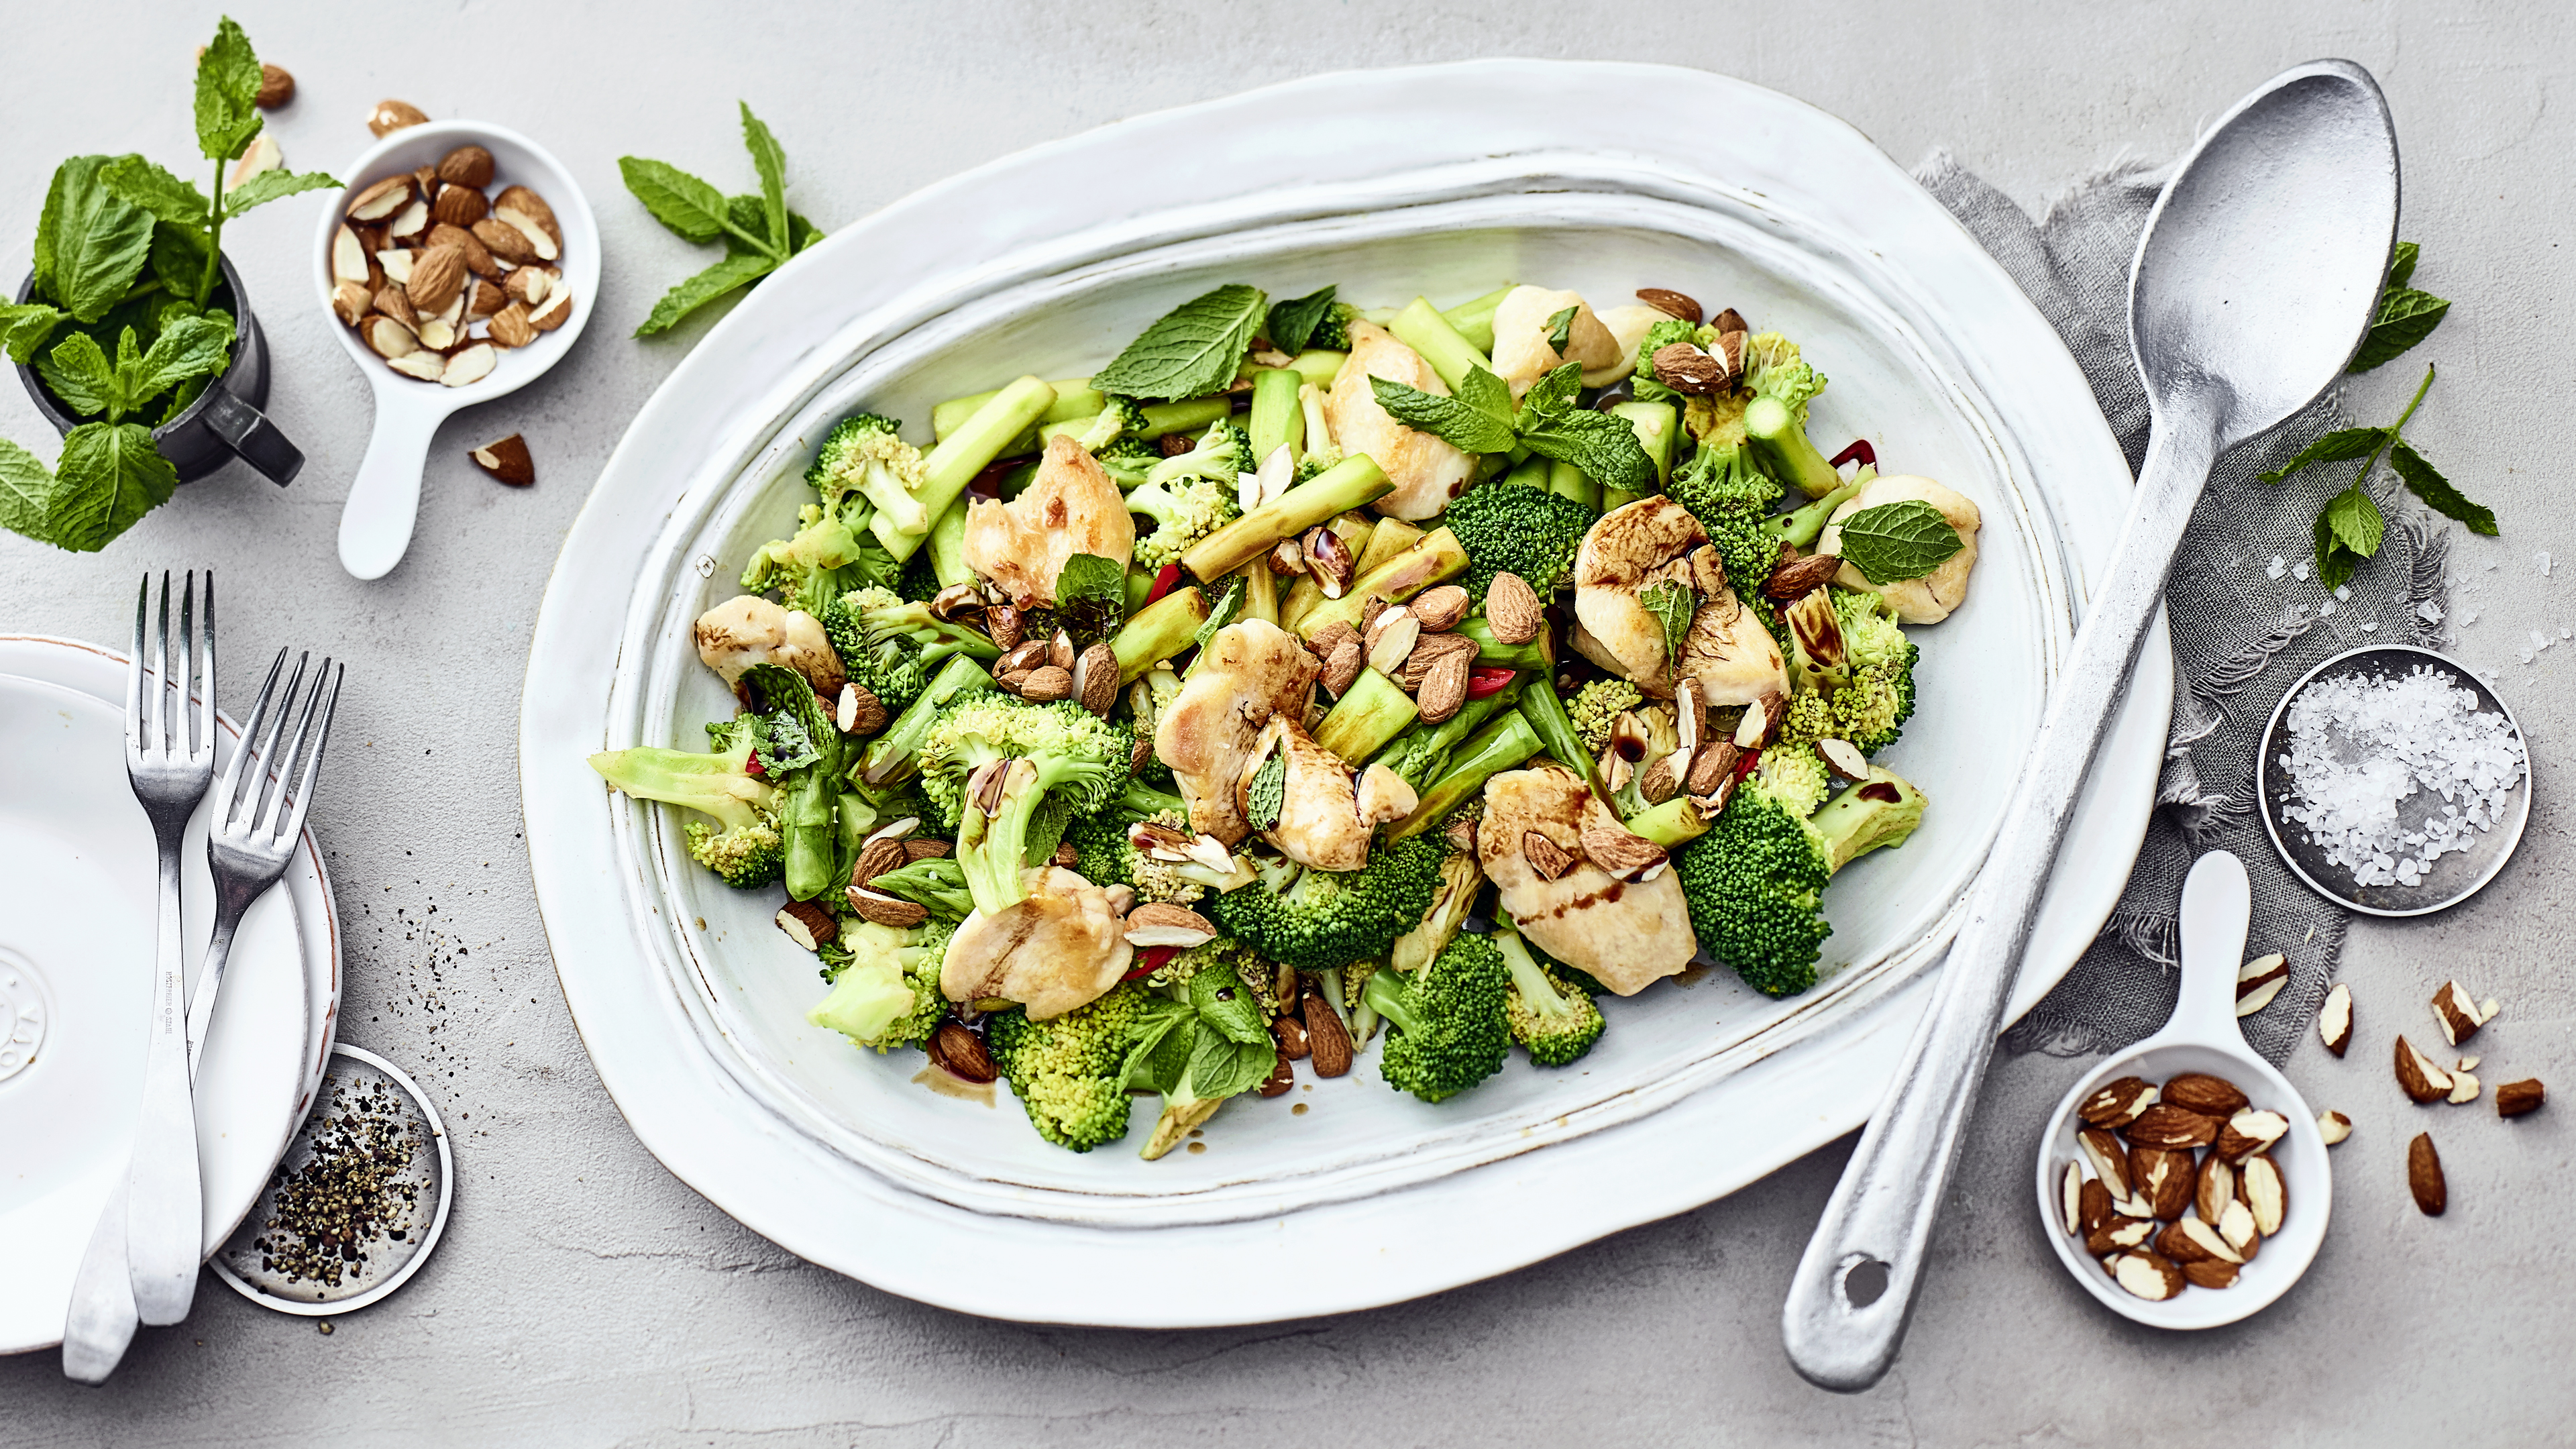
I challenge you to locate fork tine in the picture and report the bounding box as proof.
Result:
[126,575,146,749]
[217,647,289,824]
[272,661,340,847]
[260,659,330,842]
[178,573,197,758]
[197,572,216,760]
[240,652,307,831]
[152,571,171,753]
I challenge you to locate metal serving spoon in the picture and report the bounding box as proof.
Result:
[1780,59,2398,1391]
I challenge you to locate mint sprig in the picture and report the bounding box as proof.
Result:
[1834,500,1964,585]
[622,103,823,337]
[2265,363,2493,589]
[1266,285,1338,354]
[1371,360,1654,495]
[1090,284,1269,402]
[1638,578,1696,674]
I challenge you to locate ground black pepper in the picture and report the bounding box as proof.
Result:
[248,1071,423,1293]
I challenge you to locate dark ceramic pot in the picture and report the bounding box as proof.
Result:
[14,254,302,486]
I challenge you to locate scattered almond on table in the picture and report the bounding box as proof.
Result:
[328,136,574,388]
[2065,1068,2294,1301]
[468,433,535,486]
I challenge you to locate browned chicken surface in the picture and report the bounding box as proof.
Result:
[1153,619,1319,845]
[961,433,1137,608]
[1479,765,1698,996]
[939,866,1133,1020]
[1241,716,1369,871]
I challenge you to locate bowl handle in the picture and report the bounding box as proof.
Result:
[199,388,304,486]
[337,396,446,580]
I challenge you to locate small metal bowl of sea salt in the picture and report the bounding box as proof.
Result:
[2257,645,2532,916]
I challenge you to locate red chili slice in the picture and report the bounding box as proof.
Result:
[745,755,766,777]
[1144,562,1183,606]
[1731,745,1765,785]
[1829,439,1876,472]
[1124,945,1180,981]
[1464,667,1515,700]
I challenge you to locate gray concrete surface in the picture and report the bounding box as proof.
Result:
[4,3,2570,1443]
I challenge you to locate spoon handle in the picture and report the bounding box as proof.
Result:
[1780,419,2218,1391]
[337,396,447,582]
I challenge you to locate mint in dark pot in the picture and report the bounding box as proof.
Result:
[0,17,334,552]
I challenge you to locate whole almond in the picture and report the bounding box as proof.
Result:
[1409,584,1470,633]
[2125,1103,2221,1150]
[1303,991,1353,1078]
[2182,1258,2241,1290]
[2076,1177,2114,1236]
[1256,1046,1295,1098]
[432,183,488,229]
[1018,665,1073,702]
[472,216,537,266]
[903,838,950,862]
[1684,740,1738,796]
[436,144,496,189]
[1635,287,1701,323]
[1579,823,1666,881]
[1075,642,1119,716]
[1650,341,1728,396]
[1484,572,1544,644]
[1320,635,1364,698]
[2497,1078,2546,1118]
[1636,753,1680,805]
[928,1022,998,1085]
[2407,1132,2446,1215]
[406,245,468,315]
[2131,1144,2194,1221]
[368,99,429,137]
[429,221,497,278]
[1764,551,1841,602]
[1521,830,1576,881]
[983,604,1024,653]
[846,887,928,928]
[2162,1072,2250,1118]
[256,64,294,109]
[851,837,910,890]
[1274,1014,1309,1061]
[1415,647,1470,723]
[1048,629,1075,672]
[494,186,561,245]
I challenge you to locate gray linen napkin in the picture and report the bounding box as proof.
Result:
[1913,153,2453,1065]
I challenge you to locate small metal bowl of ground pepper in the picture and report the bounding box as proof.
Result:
[209,1044,453,1316]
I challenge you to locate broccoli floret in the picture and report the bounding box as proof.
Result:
[1442,481,1595,596]
[1831,588,1919,754]
[836,586,1002,668]
[820,587,932,716]
[1204,833,1447,972]
[808,918,955,1051]
[1758,744,1833,818]
[1668,438,1782,521]
[1363,931,1511,1102]
[590,725,782,888]
[861,854,975,922]
[1092,433,1163,490]
[1777,688,1839,750]
[1143,419,1252,491]
[1495,930,1604,1067]
[1674,767,1927,998]
[1743,332,1825,423]
[1045,395,1150,453]
[741,502,904,616]
[808,413,933,537]
[916,695,1134,916]
[1300,300,1362,353]
[1126,472,1242,572]
[1390,852,1483,977]
[1627,316,1709,406]
[1568,678,1646,755]
[985,982,1160,1151]
[1064,808,1251,904]
[1148,935,1284,1013]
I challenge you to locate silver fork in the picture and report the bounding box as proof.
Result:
[120,572,217,1330]
[64,641,343,1383]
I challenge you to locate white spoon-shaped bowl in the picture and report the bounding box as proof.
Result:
[2035,851,2333,1328]
[313,119,598,580]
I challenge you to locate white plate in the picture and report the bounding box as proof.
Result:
[520,60,2169,1324]
[0,637,340,1354]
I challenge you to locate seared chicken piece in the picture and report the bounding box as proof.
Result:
[940,866,1133,1020]
[693,594,845,696]
[1478,765,1697,996]
[1676,585,1790,710]
[1490,286,1623,396]
[1154,619,1320,845]
[1571,496,1789,704]
[1242,716,1370,871]
[1324,321,1477,521]
[962,433,1137,608]
[1588,304,1668,388]
[1817,474,1983,624]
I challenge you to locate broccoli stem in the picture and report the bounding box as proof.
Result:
[1360,966,1415,1032]
[1181,455,1392,582]
[861,655,994,786]
[1623,796,1711,849]
[1236,560,1279,627]
[1313,667,1421,763]
[1291,527,1470,641]
[927,495,974,586]
[1248,367,1304,465]
[1287,350,1345,386]
[932,376,1098,441]
[1499,455,1549,490]
[1119,777,1189,820]
[1767,471,1870,548]
[1441,285,1514,355]
[1546,459,1599,513]
[1297,383,1333,465]
[1611,399,1678,491]
[1371,678,1519,791]
[1745,394,1844,499]
[1111,586,1210,684]
[1388,711,1544,839]
[1517,676,1604,805]
[1493,930,1575,1021]
[891,376,1058,561]
[1389,297,1493,395]
[1139,397,1230,440]
[959,757,1044,914]
[1809,767,1929,871]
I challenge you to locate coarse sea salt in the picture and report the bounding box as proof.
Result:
[2279,664,2525,888]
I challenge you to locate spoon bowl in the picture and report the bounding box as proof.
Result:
[2035,852,2332,1328]
[313,119,598,581]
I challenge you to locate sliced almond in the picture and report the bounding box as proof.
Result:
[1363,606,1419,676]
[2162,1072,2250,1118]
[2076,1126,2135,1199]
[385,352,445,382]
[331,224,370,285]
[2235,952,2288,1016]
[384,198,430,241]
[2124,1104,2221,1150]
[1815,738,1870,780]
[2319,981,2353,1057]
[2078,1076,2161,1129]
[2447,1069,2481,1106]
[1484,572,1544,645]
[2059,1161,2085,1235]
[416,317,455,350]
[468,431,536,487]
[345,175,412,223]
[503,265,553,307]
[468,278,507,320]
[377,248,417,286]
[225,134,282,193]
[439,343,496,388]
[330,278,370,327]
[846,886,928,928]
[472,216,536,266]
[2394,1034,2454,1104]
[2108,1251,2185,1302]
[2216,1198,2261,1258]
[1521,830,1576,882]
[1122,903,1218,949]
[2084,1215,2156,1256]
[527,284,575,332]
[2239,1154,2287,1237]
[773,900,837,952]
[492,203,560,262]
[2477,997,2501,1024]
[2317,1109,2352,1144]
[364,316,418,359]
[2408,1132,2446,1215]
[1579,823,1668,883]
[2431,980,2482,1046]
[2215,1108,2290,1161]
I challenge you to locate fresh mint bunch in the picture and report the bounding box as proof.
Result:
[1371,360,1656,495]
[0,17,335,553]
[621,103,822,336]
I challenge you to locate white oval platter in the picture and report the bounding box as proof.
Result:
[519,60,2169,1326]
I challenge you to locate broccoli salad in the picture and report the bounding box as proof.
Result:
[590,278,1984,1161]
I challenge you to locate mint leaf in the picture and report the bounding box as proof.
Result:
[2257,426,2387,485]
[1454,364,1513,425]
[2387,239,2419,290]
[2349,286,2449,374]
[1368,374,1516,454]
[224,168,336,217]
[125,314,231,403]
[1519,407,1655,496]
[740,103,790,255]
[1184,1026,1278,1103]
[1638,579,1696,675]
[620,158,731,243]
[40,422,176,551]
[193,18,264,162]
[1267,285,1337,354]
[1090,284,1267,402]
[1835,500,1965,584]
[148,221,208,301]
[1544,305,1578,357]
[1055,552,1127,616]
[38,333,118,418]
[1187,963,1273,1046]
[1193,573,1245,655]
[36,158,153,323]
[0,303,65,365]
[0,437,56,541]
[1520,360,1586,418]
[2321,480,2385,560]
[1120,999,1199,1094]
[722,195,819,259]
[1246,747,1287,833]
[101,156,210,227]
[634,252,777,336]
[2387,441,2495,536]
